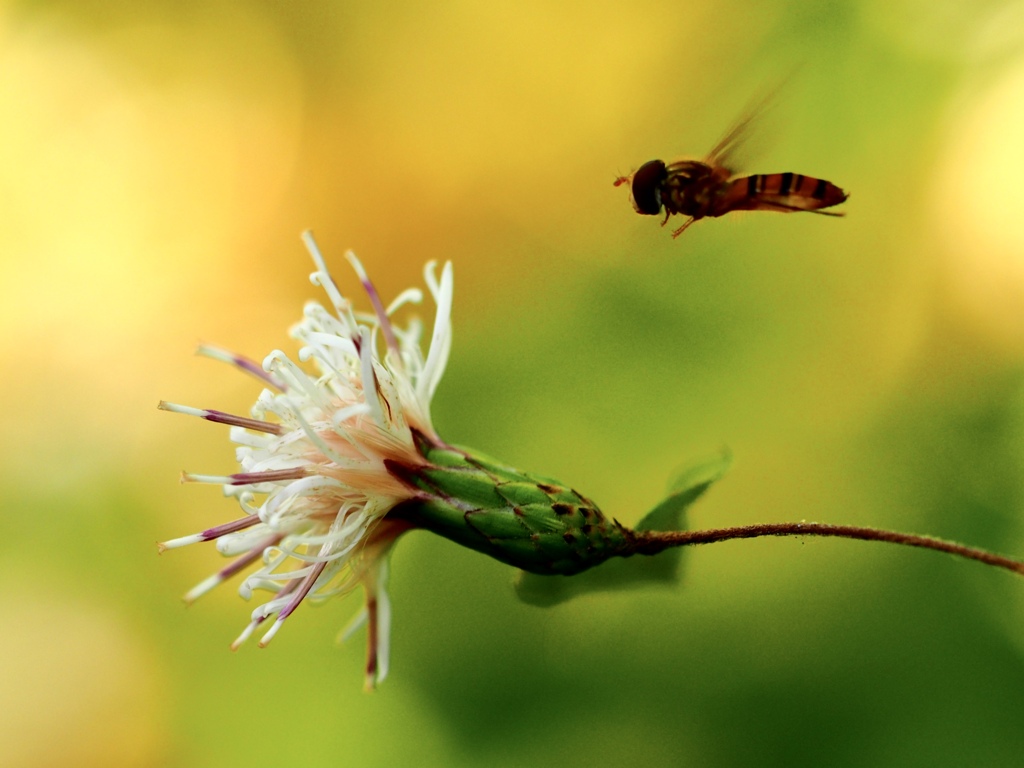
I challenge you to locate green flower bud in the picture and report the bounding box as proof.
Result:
[386,432,733,606]
[387,431,633,575]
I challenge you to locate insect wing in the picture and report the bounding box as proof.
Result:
[703,76,792,174]
[704,109,758,174]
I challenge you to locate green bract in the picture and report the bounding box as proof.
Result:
[388,432,631,575]
[388,432,732,605]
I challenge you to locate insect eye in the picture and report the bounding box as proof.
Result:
[631,160,667,216]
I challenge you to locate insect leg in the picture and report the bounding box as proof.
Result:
[756,200,846,217]
[671,218,697,238]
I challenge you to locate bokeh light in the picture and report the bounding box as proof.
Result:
[932,56,1024,352]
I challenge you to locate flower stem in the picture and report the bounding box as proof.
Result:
[631,523,1024,576]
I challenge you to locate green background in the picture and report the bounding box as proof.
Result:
[3,0,1024,765]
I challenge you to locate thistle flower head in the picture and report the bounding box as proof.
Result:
[159,229,1024,691]
[160,233,731,689]
[160,232,453,688]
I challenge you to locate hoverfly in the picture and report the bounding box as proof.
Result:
[615,100,848,238]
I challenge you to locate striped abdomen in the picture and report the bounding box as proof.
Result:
[714,172,847,217]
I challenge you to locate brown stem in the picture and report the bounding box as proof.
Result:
[631,522,1024,577]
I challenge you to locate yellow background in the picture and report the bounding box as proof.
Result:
[3,0,1024,765]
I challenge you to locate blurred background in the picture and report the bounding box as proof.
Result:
[3,0,1024,765]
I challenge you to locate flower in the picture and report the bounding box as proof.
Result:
[159,232,1024,690]
[160,232,732,689]
[159,231,453,689]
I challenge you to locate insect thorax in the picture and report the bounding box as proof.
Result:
[663,161,720,218]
